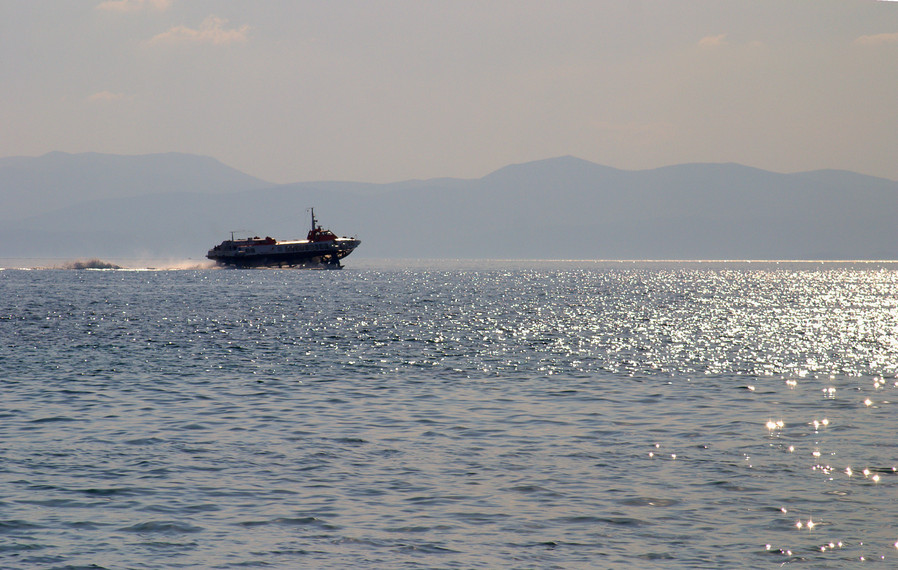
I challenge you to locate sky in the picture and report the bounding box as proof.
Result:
[2,0,898,184]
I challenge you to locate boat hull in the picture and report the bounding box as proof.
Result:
[207,237,360,269]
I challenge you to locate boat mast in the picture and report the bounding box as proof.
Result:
[310,207,317,231]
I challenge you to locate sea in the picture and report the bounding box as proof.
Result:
[2,259,898,568]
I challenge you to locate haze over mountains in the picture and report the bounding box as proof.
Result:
[2,152,898,261]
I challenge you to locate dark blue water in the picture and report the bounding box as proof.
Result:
[2,261,898,568]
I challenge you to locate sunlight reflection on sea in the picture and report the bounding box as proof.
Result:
[1,262,897,567]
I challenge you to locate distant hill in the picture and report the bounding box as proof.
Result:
[2,153,898,261]
[0,151,274,219]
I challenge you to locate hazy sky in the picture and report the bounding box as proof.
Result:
[3,1,898,183]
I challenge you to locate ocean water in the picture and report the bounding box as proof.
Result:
[2,260,898,568]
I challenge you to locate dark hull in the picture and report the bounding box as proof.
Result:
[209,249,350,269]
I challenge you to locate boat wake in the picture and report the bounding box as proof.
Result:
[58,259,123,270]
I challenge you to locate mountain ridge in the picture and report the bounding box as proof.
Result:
[3,152,898,261]
[0,151,275,220]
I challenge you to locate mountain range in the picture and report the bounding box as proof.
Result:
[2,151,898,261]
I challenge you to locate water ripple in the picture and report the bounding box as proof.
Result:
[2,263,898,567]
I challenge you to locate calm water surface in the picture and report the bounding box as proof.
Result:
[2,261,898,568]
